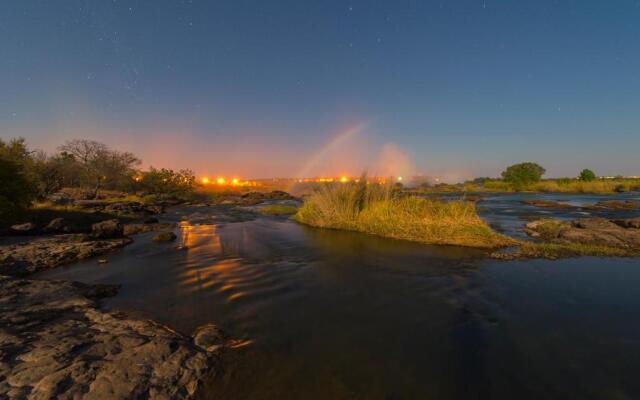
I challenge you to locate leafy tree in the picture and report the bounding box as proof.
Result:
[139,167,196,196]
[501,162,546,188]
[579,169,596,182]
[0,158,37,226]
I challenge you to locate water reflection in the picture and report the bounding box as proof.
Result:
[33,200,640,399]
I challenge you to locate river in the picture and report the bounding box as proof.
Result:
[36,193,640,399]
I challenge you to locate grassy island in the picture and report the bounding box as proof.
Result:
[294,180,514,249]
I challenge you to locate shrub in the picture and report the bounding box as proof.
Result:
[579,169,596,182]
[0,158,38,226]
[501,162,546,189]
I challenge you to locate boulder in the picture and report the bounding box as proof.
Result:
[153,231,177,242]
[613,217,640,229]
[91,219,124,239]
[192,323,226,353]
[9,222,38,235]
[42,217,74,234]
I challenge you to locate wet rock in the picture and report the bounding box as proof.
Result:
[153,231,177,242]
[192,323,226,353]
[0,234,132,276]
[584,200,640,211]
[91,219,124,239]
[524,199,576,209]
[613,217,640,229]
[144,216,159,224]
[525,217,640,248]
[9,222,38,235]
[123,222,176,236]
[42,217,76,234]
[0,276,220,399]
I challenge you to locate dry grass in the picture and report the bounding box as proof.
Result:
[259,204,299,215]
[502,241,637,259]
[415,178,640,194]
[294,180,514,248]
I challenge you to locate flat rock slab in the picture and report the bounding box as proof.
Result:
[0,276,220,399]
[525,217,640,248]
[0,235,133,277]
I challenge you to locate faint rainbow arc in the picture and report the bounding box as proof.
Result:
[293,121,368,180]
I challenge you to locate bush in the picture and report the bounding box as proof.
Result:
[579,169,596,182]
[0,158,38,226]
[501,162,546,188]
[138,167,196,197]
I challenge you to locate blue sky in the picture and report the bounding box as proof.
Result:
[1,0,639,179]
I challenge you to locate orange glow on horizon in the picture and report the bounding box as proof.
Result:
[201,177,210,184]
[217,177,226,184]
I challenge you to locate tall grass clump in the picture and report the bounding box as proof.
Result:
[294,178,513,248]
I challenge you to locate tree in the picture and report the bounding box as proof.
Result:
[579,169,596,181]
[501,162,546,188]
[0,158,37,226]
[58,139,140,197]
[139,168,196,196]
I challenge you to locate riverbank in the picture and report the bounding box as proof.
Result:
[0,275,224,399]
[408,178,640,195]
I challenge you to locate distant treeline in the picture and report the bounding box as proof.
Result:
[416,163,640,194]
[0,137,196,225]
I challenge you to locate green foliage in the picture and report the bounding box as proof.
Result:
[58,139,141,197]
[501,162,546,188]
[139,167,196,196]
[0,158,38,226]
[579,169,596,182]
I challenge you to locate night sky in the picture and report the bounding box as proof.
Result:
[1,1,639,180]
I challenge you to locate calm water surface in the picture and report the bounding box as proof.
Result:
[37,193,640,399]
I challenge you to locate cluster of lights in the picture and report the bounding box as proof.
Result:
[200,176,248,186]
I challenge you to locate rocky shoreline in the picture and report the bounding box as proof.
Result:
[0,211,225,398]
[0,276,223,399]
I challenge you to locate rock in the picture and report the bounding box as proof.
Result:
[613,217,640,229]
[192,323,226,353]
[74,199,110,209]
[47,192,74,205]
[42,217,75,234]
[91,219,124,239]
[524,199,575,209]
[525,217,640,248]
[123,222,176,236]
[0,276,220,399]
[571,218,618,230]
[153,231,177,242]
[144,216,159,224]
[9,222,38,235]
[0,234,132,276]
[584,200,640,211]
